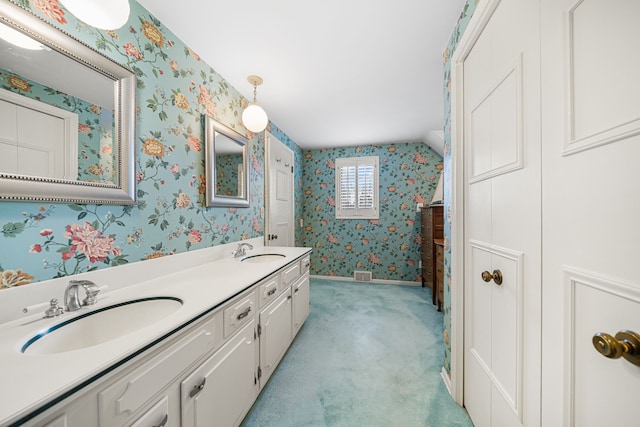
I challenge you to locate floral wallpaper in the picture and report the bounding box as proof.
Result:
[442,0,481,375]
[0,0,303,289]
[0,67,115,183]
[301,142,442,281]
[215,153,242,196]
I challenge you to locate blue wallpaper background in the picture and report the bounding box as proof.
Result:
[0,0,303,287]
[301,142,442,282]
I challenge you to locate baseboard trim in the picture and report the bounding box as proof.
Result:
[441,367,454,397]
[311,275,421,287]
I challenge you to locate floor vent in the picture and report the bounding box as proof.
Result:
[354,271,372,282]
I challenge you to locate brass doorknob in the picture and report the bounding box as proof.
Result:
[592,330,640,367]
[481,270,503,285]
[481,271,493,282]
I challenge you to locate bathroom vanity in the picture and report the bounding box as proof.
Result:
[0,243,311,427]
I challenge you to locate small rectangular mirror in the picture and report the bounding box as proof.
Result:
[205,116,249,208]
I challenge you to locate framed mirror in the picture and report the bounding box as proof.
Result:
[0,2,136,204]
[205,116,249,208]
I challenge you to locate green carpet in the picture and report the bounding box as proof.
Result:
[241,278,473,427]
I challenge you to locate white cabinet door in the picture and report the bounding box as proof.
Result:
[541,0,640,425]
[292,274,310,337]
[259,288,292,387]
[181,320,258,427]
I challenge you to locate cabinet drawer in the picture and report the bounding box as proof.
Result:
[223,292,256,339]
[259,275,280,308]
[98,314,217,426]
[130,395,169,427]
[281,261,301,289]
[301,256,310,275]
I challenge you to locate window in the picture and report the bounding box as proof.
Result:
[335,156,379,219]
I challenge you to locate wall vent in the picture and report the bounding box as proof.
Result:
[354,271,372,282]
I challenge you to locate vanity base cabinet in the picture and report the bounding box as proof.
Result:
[259,288,293,387]
[181,319,258,427]
[18,253,311,427]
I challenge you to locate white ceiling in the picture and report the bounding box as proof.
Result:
[137,0,465,153]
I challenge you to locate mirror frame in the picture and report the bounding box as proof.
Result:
[0,2,136,205]
[205,116,250,208]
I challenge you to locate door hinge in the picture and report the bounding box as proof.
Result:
[254,375,257,385]
[257,323,262,337]
[258,367,262,379]
[291,166,294,173]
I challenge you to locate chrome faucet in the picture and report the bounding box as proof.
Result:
[64,280,100,312]
[233,242,254,258]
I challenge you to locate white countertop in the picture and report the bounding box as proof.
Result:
[0,245,311,426]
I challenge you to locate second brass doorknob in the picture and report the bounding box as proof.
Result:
[481,269,503,285]
[592,330,640,367]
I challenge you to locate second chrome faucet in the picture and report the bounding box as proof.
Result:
[64,280,100,312]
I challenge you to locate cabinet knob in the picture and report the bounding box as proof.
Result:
[189,378,206,398]
[237,306,251,320]
[267,288,276,296]
[592,330,640,367]
[481,269,503,285]
[153,414,168,427]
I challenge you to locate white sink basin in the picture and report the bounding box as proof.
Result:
[21,297,183,355]
[241,254,286,263]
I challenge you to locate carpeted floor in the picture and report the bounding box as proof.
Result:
[241,278,473,427]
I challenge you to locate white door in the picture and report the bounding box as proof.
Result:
[259,288,292,386]
[0,90,78,180]
[463,0,541,426]
[292,274,310,337]
[540,1,640,425]
[181,320,258,427]
[265,132,294,247]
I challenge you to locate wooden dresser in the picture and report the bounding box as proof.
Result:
[420,204,444,309]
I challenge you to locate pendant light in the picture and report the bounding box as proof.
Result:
[242,75,268,133]
[59,0,130,30]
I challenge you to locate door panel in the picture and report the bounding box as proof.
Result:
[565,270,640,427]
[541,0,640,424]
[464,1,541,426]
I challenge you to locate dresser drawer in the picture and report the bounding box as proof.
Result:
[223,291,256,339]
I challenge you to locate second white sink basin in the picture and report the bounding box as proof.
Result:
[241,254,285,263]
[21,297,183,355]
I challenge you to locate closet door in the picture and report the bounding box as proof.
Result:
[541,1,640,425]
[463,0,541,426]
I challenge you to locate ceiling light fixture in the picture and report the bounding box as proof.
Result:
[0,23,45,50]
[241,75,268,133]
[59,0,130,30]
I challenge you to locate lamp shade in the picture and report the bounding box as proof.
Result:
[60,0,130,30]
[242,103,268,133]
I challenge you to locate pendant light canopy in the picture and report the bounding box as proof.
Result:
[59,0,130,30]
[242,75,268,133]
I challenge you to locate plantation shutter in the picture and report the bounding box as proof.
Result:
[335,156,379,219]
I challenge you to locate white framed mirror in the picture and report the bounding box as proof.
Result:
[204,116,249,208]
[0,2,136,204]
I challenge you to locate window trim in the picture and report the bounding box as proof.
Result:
[335,156,379,219]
